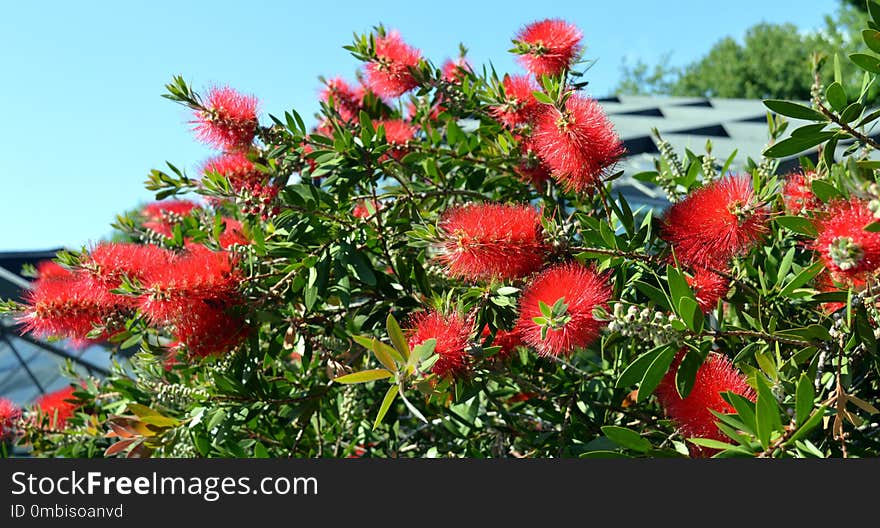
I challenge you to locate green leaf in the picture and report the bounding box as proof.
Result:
[850,53,880,74]
[538,300,553,318]
[373,384,399,430]
[370,337,398,373]
[763,133,836,158]
[601,426,652,453]
[795,373,814,427]
[755,375,783,450]
[763,99,827,121]
[616,344,671,388]
[398,391,428,424]
[666,264,696,308]
[865,222,880,232]
[722,392,757,435]
[333,369,392,384]
[786,405,827,444]
[637,345,678,402]
[779,261,824,297]
[253,442,269,458]
[870,0,880,25]
[386,313,410,360]
[810,179,842,202]
[675,350,703,399]
[531,91,554,105]
[865,29,880,54]
[687,438,739,451]
[840,102,864,124]
[678,297,703,332]
[826,82,848,112]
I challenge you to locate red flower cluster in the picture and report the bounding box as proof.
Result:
[320,77,364,122]
[516,263,611,357]
[514,19,583,76]
[376,119,417,159]
[782,171,818,214]
[203,151,280,219]
[406,309,473,378]
[515,134,552,190]
[655,352,755,456]
[811,199,880,278]
[662,175,769,269]
[352,199,382,219]
[36,261,71,281]
[0,398,20,439]
[138,246,249,357]
[193,86,259,150]
[365,31,422,98]
[437,203,547,281]
[490,75,539,129]
[687,267,730,314]
[481,327,524,361]
[142,200,199,238]
[35,386,80,430]
[442,57,470,83]
[531,94,624,193]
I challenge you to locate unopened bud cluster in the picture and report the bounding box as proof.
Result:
[866,183,880,219]
[606,304,684,346]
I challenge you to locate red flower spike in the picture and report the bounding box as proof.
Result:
[36,261,71,281]
[0,398,20,439]
[655,352,755,457]
[490,75,540,129]
[142,200,199,222]
[812,198,880,277]
[515,263,612,357]
[353,199,382,219]
[320,77,362,123]
[514,19,583,77]
[531,94,624,193]
[365,31,422,98]
[661,175,769,269]
[34,386,80,430]
[376,119,417,160]
[437,203,547,281]
[192,86,259,150]
[218,218,250,249]
[84,242,173,289]
[782,171,818,214]
[406,309,473,378]
[20,272,119,343]
[442,57,470,84]
[687,267,730,313]
[173,307,250,358]
[515,134,552,190]
[481,327,524,361]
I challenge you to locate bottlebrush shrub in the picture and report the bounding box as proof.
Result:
[4,15,880,460]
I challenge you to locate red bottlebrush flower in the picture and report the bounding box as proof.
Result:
[36,261,71,281]
[406,309,473,378]
[0,398,20,439]
[661,175,770,269]
[513,19,583,77]
[687,267,730,313]
[782,171,818,214]
[84,242,173,288]
[138,247,248,357]
[320,77,362,122]
[490,75,539,129]
[531,94,624,193]
[442,57,470,83]
[20,272,119,343]
[515,134,552,190]
[353,199,382,219]
[365,31,422,98]
[655,352,755,456]
[812,199,880,277]
[34,386,80,430]
[376,119,417,160]
[192,86,259,150]
[143,200,199,222]
[436,203,547,281]
[481,327,524,361]
[218,218,250,248]
[515,263,611,357]
[203,152,261,186]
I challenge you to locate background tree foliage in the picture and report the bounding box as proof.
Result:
[616,1,872,100]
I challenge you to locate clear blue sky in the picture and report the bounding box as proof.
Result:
[0,0,839,251]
